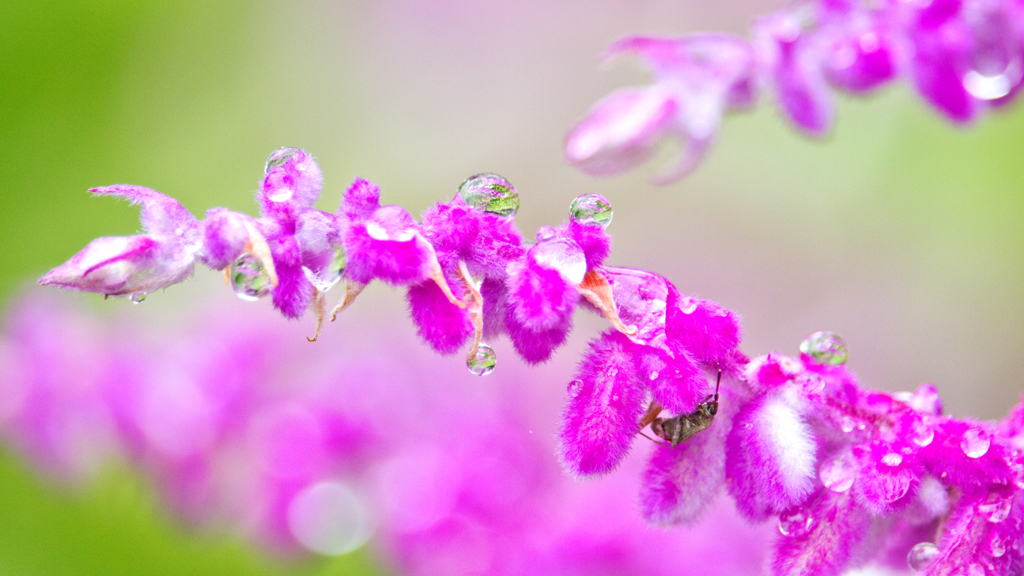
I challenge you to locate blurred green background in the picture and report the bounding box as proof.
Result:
[2,0,1023,573]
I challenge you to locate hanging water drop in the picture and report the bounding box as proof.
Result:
[799,331,849,365]
[265,147,301,174]
[303,245,347,292]
[467,344,497,376]
[778,508,813,537]
[531,238,587,285]
[961,428,991,459]
[457,173,519,218]
[907,542,939,571]
[130,293,147,304]
[569,193,613,228]
[230,254,272,301]
[819,455,855,493]
[990,535,1007,558]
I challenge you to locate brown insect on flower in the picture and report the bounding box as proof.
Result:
[639,367,721,447]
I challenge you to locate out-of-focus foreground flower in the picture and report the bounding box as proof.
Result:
[566,0,1024,182]
[0,290,771,573]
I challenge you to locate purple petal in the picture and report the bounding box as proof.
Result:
[726,393,818,520]
[504,306,572,364]
[636,348,706,415]
[565,86,677,177]
[259,148,323,213]
[39,235,193,296]
[406,276,472,355]
[506,257,578,332]
[339,177,382,222]
[910,15,976,122]
[268,233,314,319]
[198,208,252,270]
[823,26,897,93]
[665,288,742,367]
[565,220,611,271]
[343,208,434,286]
[559,331,646,477]
[91,185,199,242]
[756,14,835,135]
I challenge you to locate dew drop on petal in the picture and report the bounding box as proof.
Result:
[881,452,903,467]
[467,343,497,376]
[967,564,985,576]
[961,428,991,459]
[800,331,849,365]
[778,508,813,537]
[819,455,855,493]
[287,481,374,555]
[531,238,587,285]
[979,494,1013,523]
[907,542,940,572]
[230,254,272,301]
[566,379,583,397]
[913,421,935,447]
[266,146,301,174]
[536,226,557,241]
[130,293,147,304]
[457,173,519,218]
[840,415,855,433]
[303,246,347,292]
[568,193,613,228]
[990,534,1007,557]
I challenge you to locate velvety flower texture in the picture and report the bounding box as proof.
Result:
[567,0,1024,182]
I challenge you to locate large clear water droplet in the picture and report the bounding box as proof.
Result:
[979,493,1012,523]
[778,508,813,537]
[913,420,935,447]
[457,173,519,218]
[230,254,272,301]
[800,331,849,365]
[961,428,991,459]
[467,344,497,376]
[819,455,855,493]
[303,246,347,292]
[907,542,939,571]
[881,452,903,467]
[569,193,613,228]
[265,147,301,174]
[531,238,587,285]
[130,293,147,304]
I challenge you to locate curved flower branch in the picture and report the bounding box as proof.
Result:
[566,0,1024,182]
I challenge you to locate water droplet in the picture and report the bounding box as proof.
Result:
[535,226,557,241]
[649,371,659,381]
[990,534,1007,557]
[679,297,698,314]
[907,542,939,571]
[840,416,855,433]
[964,66,1018,100]
[881,452,903,467]
[961,428,991,459]
[967,564,985,576]
[566,379,583,397]
[303,246,347,292]
[819,455,855,493]
[531,238,587,285]
[778,508,813,537]
[130,293,147,304]
[467,344,497,376]
[457,173,519,218]
[799,331,849,365]
[913,420,935,447]
[979,494,1012,523]
[287,481,374,555]
[230,254,272,301]
[569,193,613,228]
[265,147,301,174]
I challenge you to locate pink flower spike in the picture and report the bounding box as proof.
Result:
[559,331,646,477]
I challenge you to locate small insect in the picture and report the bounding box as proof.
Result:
[640,367,721,448]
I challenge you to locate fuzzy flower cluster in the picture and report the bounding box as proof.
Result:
[566,0,1024,182]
